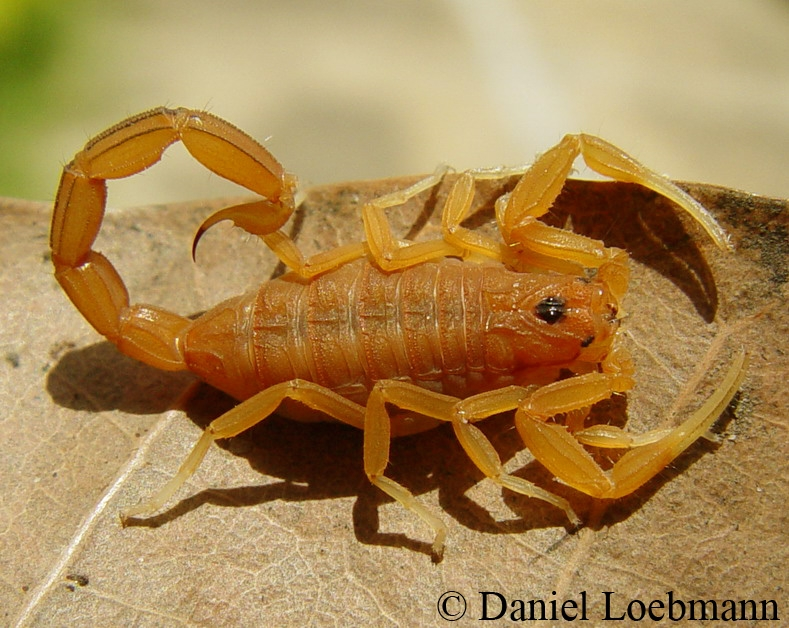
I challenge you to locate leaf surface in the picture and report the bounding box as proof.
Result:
[1,177,785,625]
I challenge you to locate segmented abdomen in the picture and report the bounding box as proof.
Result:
[252,258,512,403]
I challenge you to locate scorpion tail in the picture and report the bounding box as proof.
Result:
[50,107,296,371]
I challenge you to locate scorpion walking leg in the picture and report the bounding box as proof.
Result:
[362,165,529,272]
[515,350,747,499]
[364,134,731,276]
[364,380,451,558]
[258,230,369,279]
[121,380,364,521]
[362,166,463,271]
[496,134,730,276]
[215,163,479,278]
[365,380,582,558]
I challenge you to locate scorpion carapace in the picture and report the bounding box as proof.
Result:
[51,107,746,559]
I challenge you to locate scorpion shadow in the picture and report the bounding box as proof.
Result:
[560,179,719,322]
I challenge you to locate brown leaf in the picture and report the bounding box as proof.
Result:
[2,176,785,626]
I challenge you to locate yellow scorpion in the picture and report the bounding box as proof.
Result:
[50,107,746,558]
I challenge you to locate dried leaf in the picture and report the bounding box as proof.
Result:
[1,176,785,625]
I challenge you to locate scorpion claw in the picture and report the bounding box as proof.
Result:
[192,198,292,260]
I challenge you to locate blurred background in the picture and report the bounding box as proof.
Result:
[1,0,787,209]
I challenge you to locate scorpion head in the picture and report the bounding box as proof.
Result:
[486,272,621,371]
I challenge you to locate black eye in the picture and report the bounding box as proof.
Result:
[535,296,566,324]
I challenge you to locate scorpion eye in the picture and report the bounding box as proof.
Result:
[535,296,566,324]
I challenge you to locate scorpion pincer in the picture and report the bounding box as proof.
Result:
[50,107,747,559]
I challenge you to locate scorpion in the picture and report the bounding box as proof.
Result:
[50,107,747,558]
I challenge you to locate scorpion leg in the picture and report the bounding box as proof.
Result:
[259,230,369,278]
[362,166,463,271]
[52,107,295,370]
[209,171,464,277]
[363,165,532,272]
[515,349,747,499]
[497,134,730,275]
[364,380,452,558]
[365,380,581,558]
[121,380,365,521]
[222,163,467,278]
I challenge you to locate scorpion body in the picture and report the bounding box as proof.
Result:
[51,107,746,558]
[186,258,617,427]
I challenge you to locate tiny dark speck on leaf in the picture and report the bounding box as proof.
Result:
[65,573,89,587]
[5,352,20,368]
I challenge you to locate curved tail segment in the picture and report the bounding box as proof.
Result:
[50,107,296,371]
